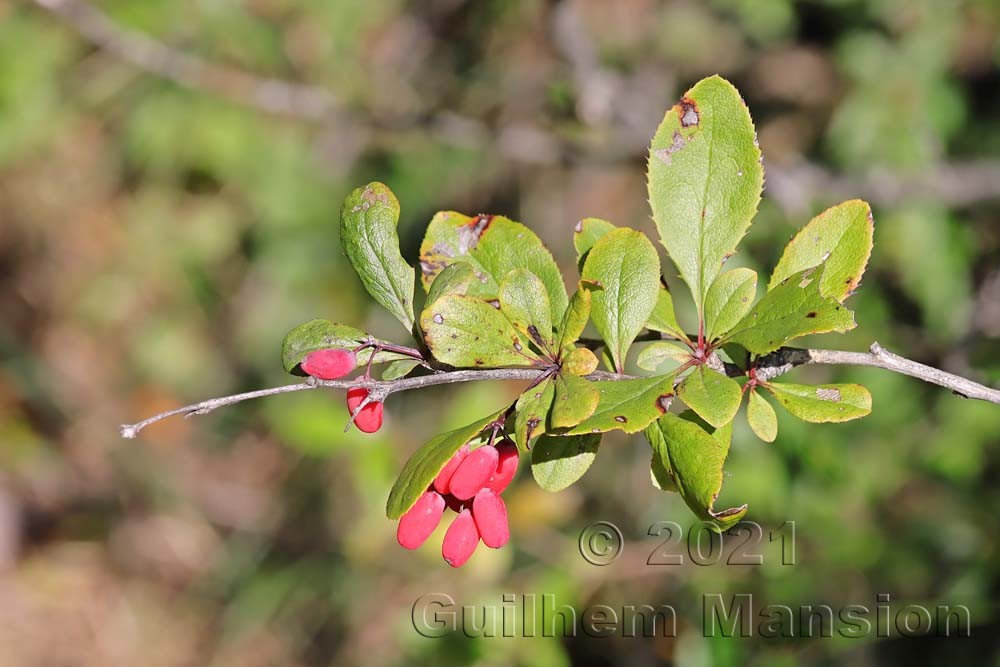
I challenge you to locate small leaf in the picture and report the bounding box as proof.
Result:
[558,284,594,353]
[382,359,421,381]
[340,183,416,331]
[386,409,503,518]
[281,319,407,374]
[426,262,478,307]
[499,269,553,352]
[531,433,601,492]
[420,295,542,368]
[637,341,691,372]
[646,287,688,341]
[746,389,778,442]
[724,267,856,355]
[551,373,601,429]
[515,378,555,451]
[647,75,764,317]
[676,366,742,428]
[769,199,874,302]
[573,217,616,268]
[419,212,568,323]
[561,374,677,435]
[562,347,599,376]
[645,412,747,531]
[763,382,872,423]
[582,228,661,372]
[704,268,757,341]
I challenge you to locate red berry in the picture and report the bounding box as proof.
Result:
[448,445,499,500]
[442,508,479,567]
[472,488,510,549]
[485,438,519,493]
[301,348,357,380]
[397,491,446,549]
[346,387,383,433]
[433,445,470,495]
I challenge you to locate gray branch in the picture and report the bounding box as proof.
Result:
[754,342,1000,403]
[120,342,999,438]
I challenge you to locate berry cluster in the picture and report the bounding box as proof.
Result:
[397,439,518,567]
[300,348,383,432]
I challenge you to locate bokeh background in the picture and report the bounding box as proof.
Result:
[2,0,999,664]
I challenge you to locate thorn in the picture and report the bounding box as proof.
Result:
[120,424,138,439]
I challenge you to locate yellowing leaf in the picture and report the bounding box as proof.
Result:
[724,267,856,355]
[769,199,874,302]
[746,389,778,442]
[515,378,555,451]
[763,382,872,423]
[419,212,568,323]
[420,295,542,368]
[551,373,600,429]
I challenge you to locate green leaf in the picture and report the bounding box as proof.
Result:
[515,378,555,451]
[637,341,691,372]
[647,75,764,317]
[724,267,856,354]
[649,440,679,492]
[531,433,601,492]
[763,382,872,423]
[499,269,553,352]
[340,183,416,331]
[381,359,422,381]
[420,295,542,368]
[581,228,661,372]
[676,366,742,428]
[562,347,599,376]
[769,199,874,303]
[561,374,677,435]
[280,319,407,374]
[704,268,757,341]
[746,389,778,442]
[426,262,478,307]
[646,287,688,341]
[558,284,594,352]
[386,410,503,518]
[551,373,601,429]
[645,413,747,531]
[419,212,568,323]
[573,217,616,268]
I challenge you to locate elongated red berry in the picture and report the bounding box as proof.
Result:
[301,348,357,380]
[433,445,469,495]
[442,508,479,567]
[485,439,519,493]
[346,387,383,433]
[397,491,446,549]
[448,445,499,500]
[472,488,510,548]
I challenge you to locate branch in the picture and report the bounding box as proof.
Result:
[32,0,338,121]
[120,341,999,439]
[120,368,624,439]
[754,342,1000,404]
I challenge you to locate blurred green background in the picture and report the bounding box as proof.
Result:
[1,0,999,664]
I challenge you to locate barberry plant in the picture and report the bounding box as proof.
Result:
[123,75,1000,568]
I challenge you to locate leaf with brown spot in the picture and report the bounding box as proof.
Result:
[514,377,555,452]
[420,295,543,368]
[419,211,568,323]
[763,382,872,423]
[769,199,874,303]
[560,373,679,435]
